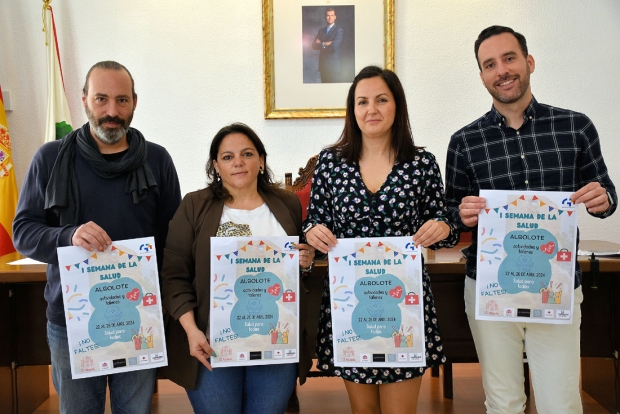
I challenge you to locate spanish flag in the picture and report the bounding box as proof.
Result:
[44,4,73,142]
[0,86,18,257]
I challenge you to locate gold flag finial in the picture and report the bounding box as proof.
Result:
[42,0,52,45]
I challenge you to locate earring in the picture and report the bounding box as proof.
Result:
[216,172,221,182]
[260,166,265,175]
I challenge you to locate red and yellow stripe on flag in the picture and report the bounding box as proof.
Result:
[0,86,18,257]
[44,4,73,142]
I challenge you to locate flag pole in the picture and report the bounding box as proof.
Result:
[42,0,52,45]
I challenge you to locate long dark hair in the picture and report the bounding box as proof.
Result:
[206,123,278,202]
[328,66,420,163]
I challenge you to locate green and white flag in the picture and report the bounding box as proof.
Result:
[44,5,73,142]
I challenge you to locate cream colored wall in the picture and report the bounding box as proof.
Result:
[2,1,619,242]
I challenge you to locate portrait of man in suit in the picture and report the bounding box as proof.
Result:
[312,8,344,83]
[302,6,355,84]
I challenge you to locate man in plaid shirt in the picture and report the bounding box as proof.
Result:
[445,25,616,414]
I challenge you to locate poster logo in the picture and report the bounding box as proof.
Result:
[485,300,499,315]
[342,347,356,362]
[409,353,424,362]
[556,310,571,319]
[150,352,164,362]
[218,346,233,362]
[372,354,385,363]
[113,358,126,368]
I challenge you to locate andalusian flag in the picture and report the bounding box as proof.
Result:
[44,4,73,142]
[0,86,18,257]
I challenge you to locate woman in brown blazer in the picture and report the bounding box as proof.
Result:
[159,123,315,414]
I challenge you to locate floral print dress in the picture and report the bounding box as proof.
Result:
[305,148,459,383]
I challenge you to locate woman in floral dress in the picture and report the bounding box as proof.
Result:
[303,66,459,413]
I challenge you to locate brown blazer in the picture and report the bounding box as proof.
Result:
[159,186,313,389]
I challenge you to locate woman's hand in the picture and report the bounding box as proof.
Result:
[412,220,450,248]
[186,328,213,371]
[295,243,315,269]
[305,224,337,254]
[179,310,213,371]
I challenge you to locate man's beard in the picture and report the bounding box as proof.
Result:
[85,105,133,145]
[487,66,531,104]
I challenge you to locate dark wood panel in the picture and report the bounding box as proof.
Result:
[14,284,51,366]
[16,365,49,414]
[582,357,618,414]
[581,274,618,358]
[0,284,14,366]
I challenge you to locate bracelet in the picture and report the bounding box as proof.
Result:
[300,261,314,274]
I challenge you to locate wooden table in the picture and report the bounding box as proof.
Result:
[0,252,50,414]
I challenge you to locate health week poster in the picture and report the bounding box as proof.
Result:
[57,237,167,379]
[476,190,577,324]
[329,237,426,368]
[210,237,299,367]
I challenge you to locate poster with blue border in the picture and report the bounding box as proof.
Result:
[476,190,578,324]
[329,237,426,368]
[210,236,299,368]
[57,237,167,379]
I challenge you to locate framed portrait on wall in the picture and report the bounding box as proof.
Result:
[263,0,394,119]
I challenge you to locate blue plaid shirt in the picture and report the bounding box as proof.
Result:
[445,97,617,287]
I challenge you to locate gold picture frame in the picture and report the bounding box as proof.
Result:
[263,0,394,119]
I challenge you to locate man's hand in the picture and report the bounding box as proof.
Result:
[571,182,610,213]
[315,38,321,43]
[458,196,486,227]
[324,41,332,46]
[72,221,112,252]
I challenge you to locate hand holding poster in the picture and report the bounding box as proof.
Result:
[476,190,577,323]
[210,236,299,367]
[57,237,167,379]
[329,237,425,367]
